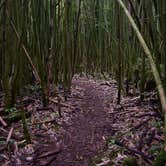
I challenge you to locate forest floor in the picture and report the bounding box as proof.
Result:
[0,76,164,166]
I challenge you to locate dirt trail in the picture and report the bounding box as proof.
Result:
[3,78,161,165]
[51,79,116,166]
[31,78,160,166]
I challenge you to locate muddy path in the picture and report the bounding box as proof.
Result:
[14,78,161,166]
[22,78,112,166]
[43,81,114,166]
[48,79,116,166]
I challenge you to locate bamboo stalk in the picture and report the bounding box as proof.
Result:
[7,11,41,85]
[117,0,166,149]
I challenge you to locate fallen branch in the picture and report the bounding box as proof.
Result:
[100,81,112,87]
[7,11,41,85]
[37,149,61,159]
[6,127,14,144]
[32,119,58,125]
[109,108,137,116]
[133,112,158,118]
[116,109,137,116]
[0,127,19,140]
[115,140,152,164]
[39,155,58,166]
[131,118,152,130]
[0,127,8,133]
[0,116,7,126]
[36,107,54,112]
[57,96,62,118]
[96,159,111,166]
[49,98,74,109]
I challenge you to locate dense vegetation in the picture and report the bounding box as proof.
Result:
[0,0,166,164]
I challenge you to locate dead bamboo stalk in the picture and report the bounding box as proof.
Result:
[7,10,41,85]
[0,116,7,126]
[6,127,14,144]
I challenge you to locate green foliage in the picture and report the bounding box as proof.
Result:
[4,107,17,114]
[0,0,165,107]
[3,110,31,123]
[153,150,166,166]
[108,139,116,145]
[123,157,138,166]
[25,85,37,92]
[0,140,5,145]
[153,120,164,128]
[149,145,164,155]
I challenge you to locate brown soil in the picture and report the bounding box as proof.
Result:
[1,78,162,166]
[49,80,116,166]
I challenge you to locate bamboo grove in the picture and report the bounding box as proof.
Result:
[0,0,166,148]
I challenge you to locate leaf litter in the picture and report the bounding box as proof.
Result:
[0,76,163,166]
